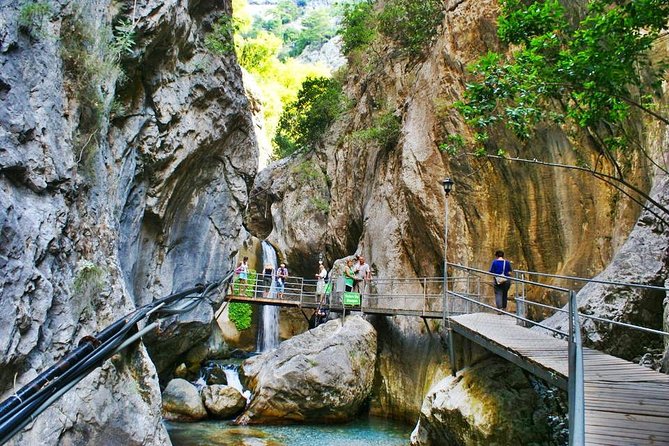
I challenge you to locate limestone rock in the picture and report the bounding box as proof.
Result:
[539,175,669,361]
[237,315,377,424]
[202,385,247,418]
[410,358,561,446]
[162,378,208,422]
[0,0,255,443]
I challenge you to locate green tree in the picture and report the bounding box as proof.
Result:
[339,1,376,54]
[290,8,336,56]
[377,0,443,55]
[456,0,669,218]
[274,77,346,158]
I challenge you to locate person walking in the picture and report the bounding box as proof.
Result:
[276,263,289,299]
[315,261,328,303]
[489,250,513,311]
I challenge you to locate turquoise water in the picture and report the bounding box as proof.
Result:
[166,417,412,446]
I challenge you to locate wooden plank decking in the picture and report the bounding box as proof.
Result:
[450,313,669,446]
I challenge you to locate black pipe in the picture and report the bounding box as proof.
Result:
[0,277,229,444]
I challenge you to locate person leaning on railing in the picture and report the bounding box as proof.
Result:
[344,259,355,292]
[353,255,371,296]
[276,263,288,299]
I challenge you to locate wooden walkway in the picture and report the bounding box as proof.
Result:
[450,313,669,446]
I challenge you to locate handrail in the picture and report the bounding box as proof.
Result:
[568,290,585,444]
[0,274,231,445]
[517,269,669,292]
[516,297,669,337]
[448,263,572,293]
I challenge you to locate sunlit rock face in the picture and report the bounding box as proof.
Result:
[0,0,255,444]
[410,357,564,446]
[237,315,376,424]
[244,0,668,428]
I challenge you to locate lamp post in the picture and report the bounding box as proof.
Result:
[442,178,456,375]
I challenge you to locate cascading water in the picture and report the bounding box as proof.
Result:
[223,365,251,401]
[258,241,280,352]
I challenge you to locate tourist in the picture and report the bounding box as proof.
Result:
[236,256,249,296]
[489,250,513,311]
[262,263,274,298]
[353,255,371,295]
[276,263,289,299]
[344,259,355,292]
[315,261,328,303]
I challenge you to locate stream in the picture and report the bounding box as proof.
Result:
[166,416,412,446]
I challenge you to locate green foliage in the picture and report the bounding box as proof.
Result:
[205,15,238,54]
[206,1,332,149]
[111,18,136,57]
[439,134,465,155]
[292,160,326,184]
[457,0,669,149]
[228,302,253,330]
[60,7,136,171]
[73,260,105,296]
[236,31,283,75]
[18,1,52,38]
[339,1,376,54]
[377,0,443,55]
[274,76,345,158]
[310,197,330,213]
[351,111,401,150]
[290,8,336,57]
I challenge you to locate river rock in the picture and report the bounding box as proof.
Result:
[202,385,247,418]
[410,357,560,445]
[236,315,377,424]
[162,378,207,422]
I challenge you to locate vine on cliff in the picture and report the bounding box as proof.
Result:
[60,4,135,175]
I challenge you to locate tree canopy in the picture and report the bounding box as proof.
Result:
[455,0,669,218]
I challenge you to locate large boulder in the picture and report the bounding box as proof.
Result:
[202,385,247,418]
[236,315,377,424]
[410,357,565,446]
[162,378,207,422]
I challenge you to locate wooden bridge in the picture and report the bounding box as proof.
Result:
[223,268,669,445]
[450,313,669,445]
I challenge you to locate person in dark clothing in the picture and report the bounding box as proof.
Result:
[489,250,513,310]
[262,263,274,298]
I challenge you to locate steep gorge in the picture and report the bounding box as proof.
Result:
[245,0,666,423]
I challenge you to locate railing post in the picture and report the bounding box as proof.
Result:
[568,289,585,445]
[422,278,427,315]
[299,277,304,307]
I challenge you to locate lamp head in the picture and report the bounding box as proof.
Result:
[442,178,454,196]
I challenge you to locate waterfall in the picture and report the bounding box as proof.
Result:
[258,241,280,352]
[223,365,251,401]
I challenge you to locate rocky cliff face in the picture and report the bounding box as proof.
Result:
[245,0,662,422]
[0,0,256,444]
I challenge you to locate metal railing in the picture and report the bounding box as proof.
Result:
[228,263,669,445]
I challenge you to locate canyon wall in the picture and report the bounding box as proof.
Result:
[246,0,664,422]
[0,0,255,444]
